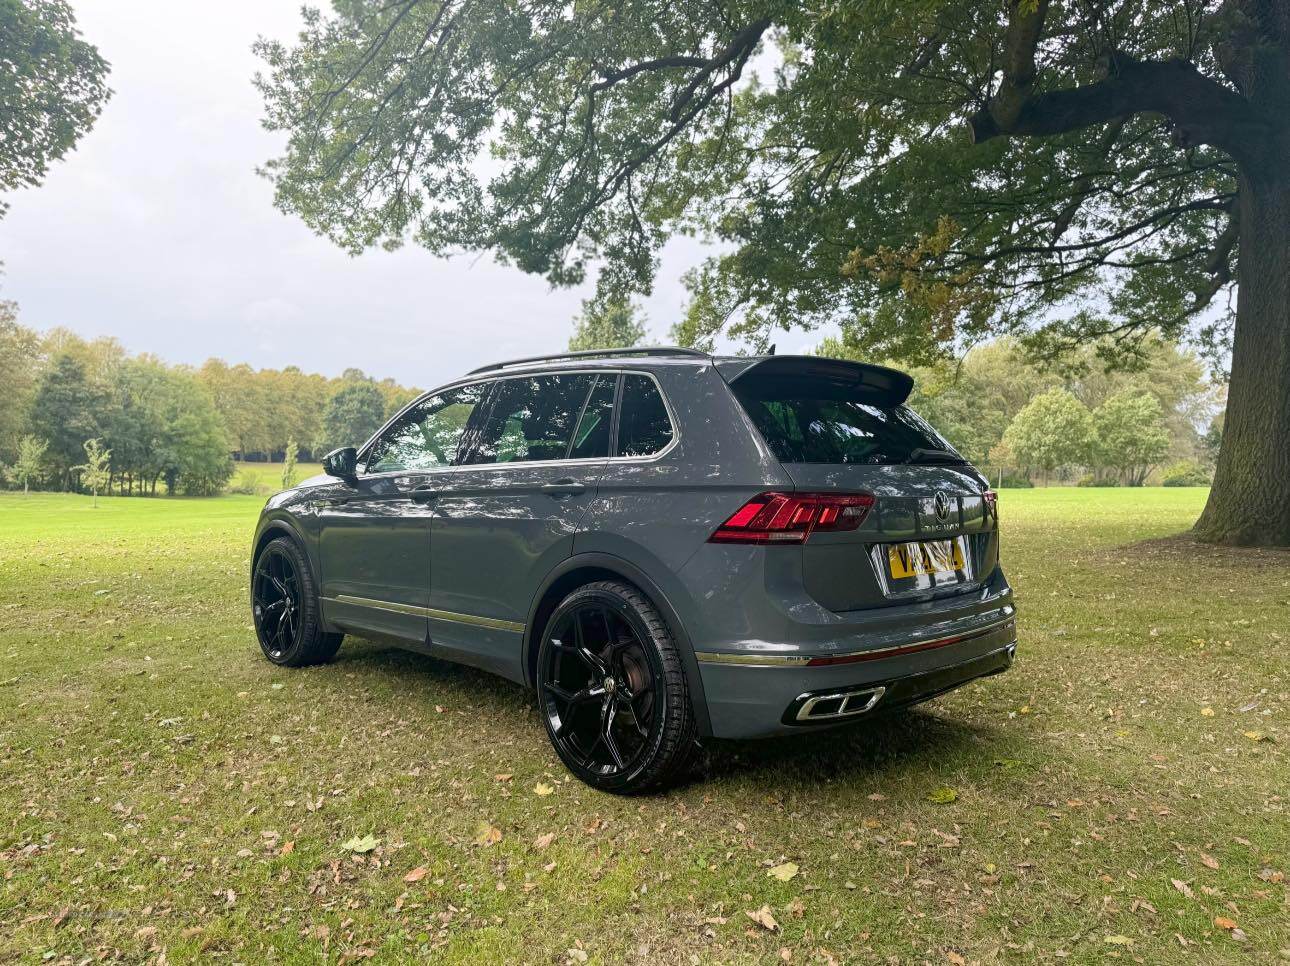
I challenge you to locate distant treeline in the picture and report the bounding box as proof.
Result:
[822,332,1225,487]
[0,302,419,496]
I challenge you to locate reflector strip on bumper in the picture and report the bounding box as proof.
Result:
[694,615,1015,668]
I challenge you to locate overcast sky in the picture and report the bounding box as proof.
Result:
[0,2,823,389]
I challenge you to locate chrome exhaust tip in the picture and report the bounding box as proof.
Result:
[793,685,887,722]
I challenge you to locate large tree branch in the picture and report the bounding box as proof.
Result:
[969,52,1274,166]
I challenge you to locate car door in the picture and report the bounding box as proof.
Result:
[316,383,488,643]
[425,371,615,681]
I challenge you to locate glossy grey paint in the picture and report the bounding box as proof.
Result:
[251,355,1015,739]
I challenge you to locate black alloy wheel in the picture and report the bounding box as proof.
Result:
[251,536,343,667]
[537,581,697,793]
[253,545,302,661]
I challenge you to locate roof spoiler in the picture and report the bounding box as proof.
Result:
[716,355,915,406]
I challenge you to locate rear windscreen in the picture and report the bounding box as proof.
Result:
[731,374,962,465]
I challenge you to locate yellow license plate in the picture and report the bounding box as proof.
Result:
[887,539,965,579]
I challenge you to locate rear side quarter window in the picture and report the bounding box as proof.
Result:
[617,374,674,457]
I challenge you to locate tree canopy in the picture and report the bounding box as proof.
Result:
[568,295,647,352]
[257,0,1290,545]
[0,0,110,218]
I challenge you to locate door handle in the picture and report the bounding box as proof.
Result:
[540,478,586,498]
[409,486,439,504]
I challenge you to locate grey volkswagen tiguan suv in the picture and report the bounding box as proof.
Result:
[251,348,1016,793]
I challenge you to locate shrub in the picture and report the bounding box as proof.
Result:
[226,469,265,496]
[1078,474,1120,487]
[1161,460,1210,487]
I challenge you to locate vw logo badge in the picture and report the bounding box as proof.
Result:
[934,491,952,522]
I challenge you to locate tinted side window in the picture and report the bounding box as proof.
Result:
[365,384,487,472]
[617,375,673,457]
[569,375,617,460]
[467,374,596,465]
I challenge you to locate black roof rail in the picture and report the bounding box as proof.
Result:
[468,346,711,375]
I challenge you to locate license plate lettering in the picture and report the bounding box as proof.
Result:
[887,539,965,579]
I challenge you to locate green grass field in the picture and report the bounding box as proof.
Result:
[1,488,1285,963]
[230,461,325,496]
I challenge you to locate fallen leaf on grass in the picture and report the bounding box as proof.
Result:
[494,773,513,782]
[404,866,428,883]
[1171,879,1194,899]
[474,823,502,847]
[1199,852,1219,870]
[1242,731,1273,743]
[746,905,779,932]
[1214,916,1238,931]
[534,832,555,850]
[1200,707,1216,717]
[927,787,958,804]
[1103,935,1134,946]
[534,782,555,796]
[339,835,379,854]
[279,840,294,856]
[767,862,799,882]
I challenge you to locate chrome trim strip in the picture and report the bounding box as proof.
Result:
[426,608,525,634]
[328,595,524,634]
[694,615,1016,668]
[331,595,427,618]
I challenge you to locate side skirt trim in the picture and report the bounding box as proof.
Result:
[326,595,525,634]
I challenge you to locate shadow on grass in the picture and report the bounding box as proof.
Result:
[697,709,992,788]
[330,639,996,790]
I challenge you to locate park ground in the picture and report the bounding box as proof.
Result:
[0,487,1285,964]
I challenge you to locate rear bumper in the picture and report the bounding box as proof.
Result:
[781,641,1015,726]
[696,611,1017,738]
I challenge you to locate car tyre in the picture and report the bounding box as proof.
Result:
[537,580,697,794]
[252,536,343,667]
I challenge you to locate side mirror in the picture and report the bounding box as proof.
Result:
[322,446,358,480]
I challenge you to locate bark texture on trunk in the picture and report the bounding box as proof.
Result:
[1194,167,1290,547]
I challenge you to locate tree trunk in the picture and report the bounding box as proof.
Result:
[1194,166,1290,547]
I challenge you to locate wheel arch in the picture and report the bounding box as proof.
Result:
[522,552,713,737]
[252,518,308,566]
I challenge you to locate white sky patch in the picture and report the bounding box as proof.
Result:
[0,0,754,388]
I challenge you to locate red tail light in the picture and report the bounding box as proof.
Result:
[710,492,875,545]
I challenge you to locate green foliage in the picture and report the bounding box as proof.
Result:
[821,333,1215,474]
[0,0,111,219]
[317,379,387,454]
[1162,460,1211,487]
[1003,389,1095,477]
[255,1,1247,364]
[0,302,44,460]
[29,353,102,486]
[13,434,47,494]
[73,437,110,506]
[1092,391,1171,486]
[281,437,299,490]
[1077,474,1120,487]
[568,295,647,352]
[226,468,266,496]
[0,307,417,496]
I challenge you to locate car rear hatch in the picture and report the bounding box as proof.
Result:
[718,356,999,613]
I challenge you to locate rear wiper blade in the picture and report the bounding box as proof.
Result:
[902,447,965,465]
